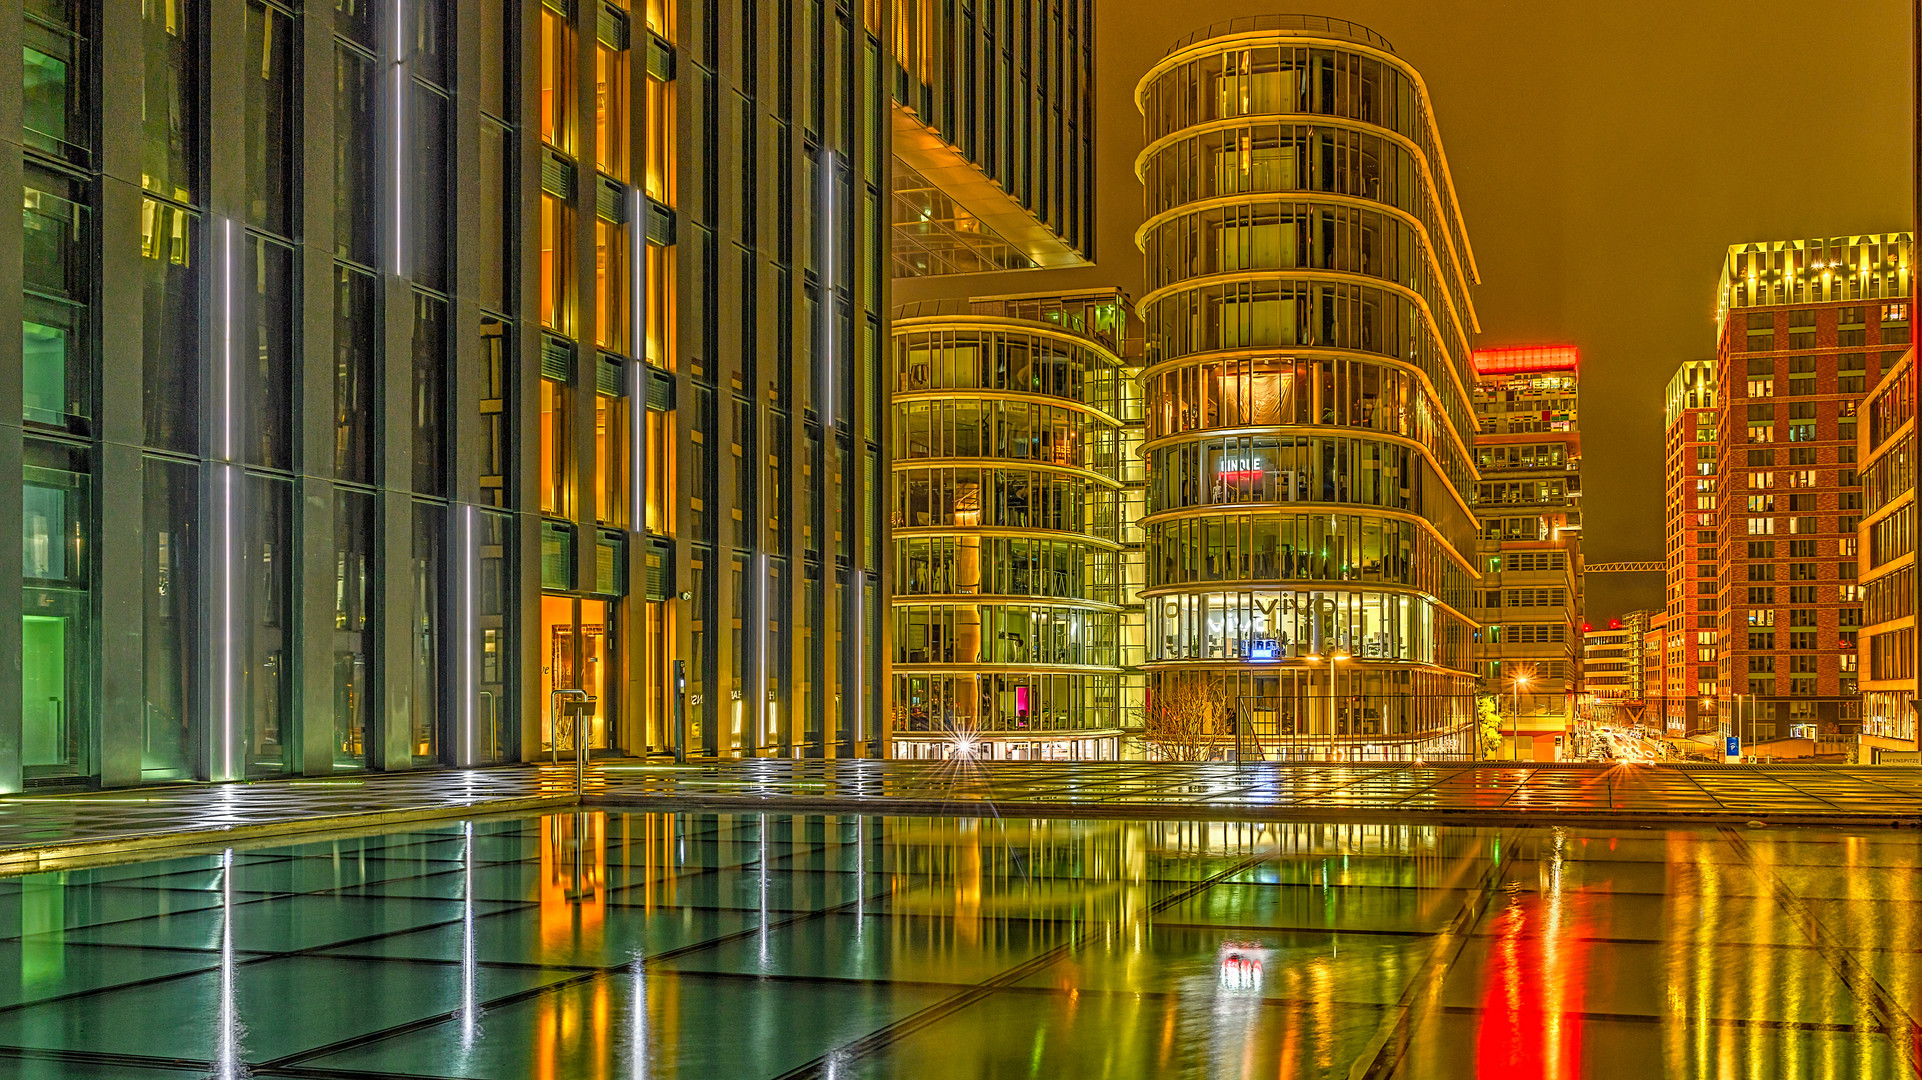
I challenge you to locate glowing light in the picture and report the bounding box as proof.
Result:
[391,0,405,275]
[217,849,243,1079]
[221,216,236,780]
[758,552,769,746]
[1471,345,1579,376]
[463,505,477,764]
[460,821,479,1049]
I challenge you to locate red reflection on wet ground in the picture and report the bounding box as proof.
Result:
[1476,889,1590,1078]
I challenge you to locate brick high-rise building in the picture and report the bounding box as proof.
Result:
[1713,235,1910,749]
[1468,346,1583,760]
[1663,360,1719,735]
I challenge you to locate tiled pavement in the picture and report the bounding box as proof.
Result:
[0,811,1915,1078]
[1,761,1919,873]
[591,759,1922,826]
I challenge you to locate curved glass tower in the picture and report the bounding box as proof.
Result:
[889,293,1129,760]
[1134,16,1482,758]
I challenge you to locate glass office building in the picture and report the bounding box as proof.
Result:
[3,0,910,788]
[889,0,1095,277]
[889,290,1128,759]
[1134,16,1482,759]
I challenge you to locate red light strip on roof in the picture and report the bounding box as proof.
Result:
[1472,345,1580,376]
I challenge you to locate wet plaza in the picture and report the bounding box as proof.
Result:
[0,809,1914,1078]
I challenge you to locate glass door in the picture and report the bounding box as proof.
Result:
[24,457,92,784]
[541,595,619,757]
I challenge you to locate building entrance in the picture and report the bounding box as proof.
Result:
[540,595,618,756]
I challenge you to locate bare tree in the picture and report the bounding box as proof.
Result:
[1135,673,1226,763]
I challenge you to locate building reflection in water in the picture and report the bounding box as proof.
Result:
[0,811,1908,1077]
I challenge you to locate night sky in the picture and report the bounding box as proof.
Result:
[895,0,1913,622]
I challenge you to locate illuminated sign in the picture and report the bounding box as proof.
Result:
[1246,638,1281,661]
[1216,454,1267,482]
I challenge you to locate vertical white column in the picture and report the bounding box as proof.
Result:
[391,0,406,277]
[461,504,477,765]
[220,218,239,781]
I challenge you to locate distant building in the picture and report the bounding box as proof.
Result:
[1860,342,1919,752]
[1663,360,1720,734]
[1582,621,1633,715]
[1713,235,1911,749]
[1640,611,1669,733]
[1469,346,1583,760]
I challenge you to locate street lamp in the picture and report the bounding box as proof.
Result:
[1511,672,1532,761]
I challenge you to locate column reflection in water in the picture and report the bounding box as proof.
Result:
[217,848,245,1080]
[461,821,480,1051]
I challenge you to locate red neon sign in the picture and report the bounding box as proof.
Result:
[1472,345,1580,376]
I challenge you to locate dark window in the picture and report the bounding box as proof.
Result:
[334,265,379,483]
[244,2,297,234]
[241,234,297,470]
[334,43,379,265]
[413,293,448,495]
[141,198,200,453]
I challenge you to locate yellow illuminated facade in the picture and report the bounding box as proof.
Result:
[889,291,1130,759]
[1860,345,1918,750]
[1133,16,1482,759]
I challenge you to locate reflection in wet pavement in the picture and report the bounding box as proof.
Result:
[0,812,1912,1077]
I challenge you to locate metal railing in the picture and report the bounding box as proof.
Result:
[1161,16,1395,57]
[1231,696,1474,762]
[548,689,595,793]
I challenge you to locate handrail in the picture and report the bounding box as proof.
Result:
[548,689,590,764]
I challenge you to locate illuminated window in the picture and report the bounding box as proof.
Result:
[595,391,630,527]
[539,192,572,333]
[596,38,628,181]
[594,217,629,352]
[539,6,572,151]
[540,377,572,517]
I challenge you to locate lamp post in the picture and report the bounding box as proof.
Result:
[1511,673,1532,761]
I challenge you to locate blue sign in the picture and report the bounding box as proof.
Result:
[1247,639,1281,662]
[1726,735,1740,757]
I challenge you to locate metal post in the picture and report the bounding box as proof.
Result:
[673,659,687,763]
[549,688,588,766]
[1511,682,1521,762]
[575,700,593,794]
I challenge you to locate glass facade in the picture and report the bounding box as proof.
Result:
[1,0,944,789]
[889,0,1095,277]
[1133,18,1481,760]
[888,293,1128,759]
